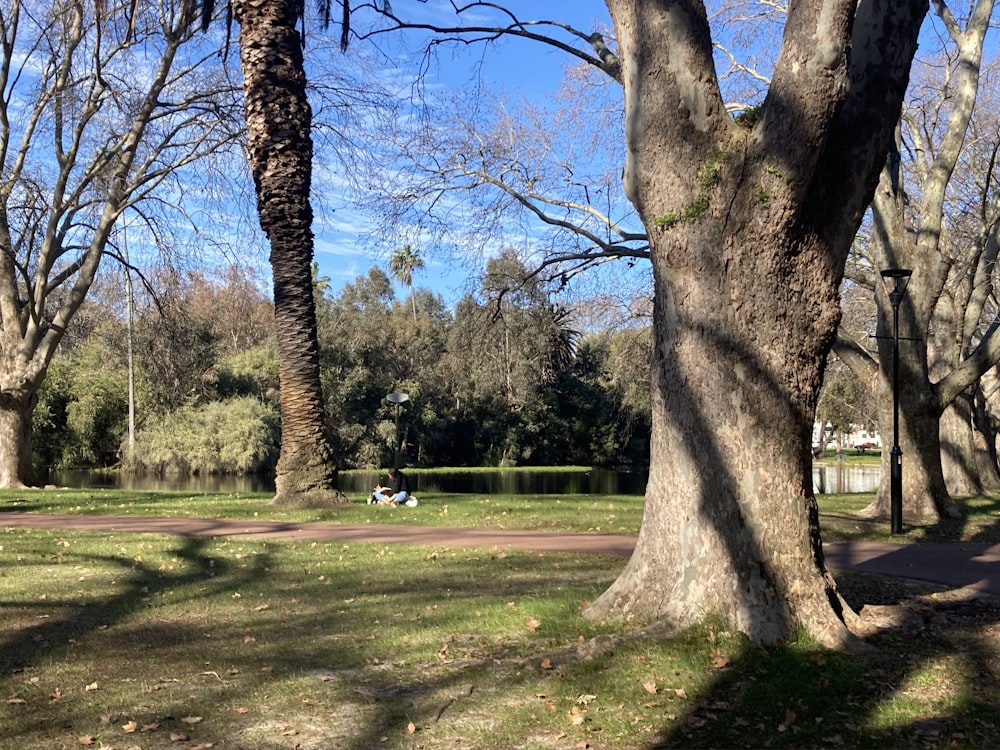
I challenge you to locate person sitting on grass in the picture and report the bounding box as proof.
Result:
[369,467,414,506]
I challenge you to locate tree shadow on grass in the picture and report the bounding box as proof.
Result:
[0,533,618,749]
[12,527,1000,749]
[643,576,1000,749]
[0,533,290,746]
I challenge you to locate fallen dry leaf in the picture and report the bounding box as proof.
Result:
[674,688,687,698]
[84,681,98,692]
[711,649,729,669]
[642,681,658,694]
[525,617,541,632]
[407,721,416,734]
[122,719,138,733]
[6,697,26,705]
[77,736,95,745]
[170,732,189,741]
[181,715,203,724]
[778,708,797,732]
[568,706,585,726]
[539,657,553,670]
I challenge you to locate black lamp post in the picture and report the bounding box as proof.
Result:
[880,268,912,535]
[385,391,409,467]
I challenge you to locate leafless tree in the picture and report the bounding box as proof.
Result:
[0,0,241,486]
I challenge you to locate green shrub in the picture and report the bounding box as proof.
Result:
[133,396,278,475]
[216,345,279,401]
[33,343,128,470]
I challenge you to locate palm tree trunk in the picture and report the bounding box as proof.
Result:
[231,0,346,507]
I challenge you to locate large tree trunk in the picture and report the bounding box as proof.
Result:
[865,373,956,521]
[586,231,850,645]
[232,0,346,507]
[589,0,926,647]
[0,390,35,488]
[941,397,986,497]
[973,387,1000,488]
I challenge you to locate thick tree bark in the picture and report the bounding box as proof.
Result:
[865,366,955,522]
[232,0,346,507]
[0,389,36,488]
[588,0,926,647]
[940,397,985,497]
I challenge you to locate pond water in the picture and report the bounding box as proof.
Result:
[48,464,881,496]
[812,464,881,495]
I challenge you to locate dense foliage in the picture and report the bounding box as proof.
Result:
[32,262,652,477]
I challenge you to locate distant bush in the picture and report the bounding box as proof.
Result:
[33,343,129,470]
[216,345,279,401]
[132,397,279,475]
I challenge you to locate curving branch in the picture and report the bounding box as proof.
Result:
[355,1,622,83]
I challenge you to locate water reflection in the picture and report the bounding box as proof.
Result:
[812,464,880,494]
[48,470,274,494]
[341,468,649,496]
[49,464,879,496]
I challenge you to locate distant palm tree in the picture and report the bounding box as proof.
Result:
[389,244,425,321]
[311,261,332,297]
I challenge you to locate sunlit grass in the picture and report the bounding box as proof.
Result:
[8,484,1000,543]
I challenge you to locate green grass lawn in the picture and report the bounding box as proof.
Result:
[3,483,1000,748]
[6,482,1000,543]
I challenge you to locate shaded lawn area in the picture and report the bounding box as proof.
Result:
[1,528,1000,749]
[3,487,1000,748]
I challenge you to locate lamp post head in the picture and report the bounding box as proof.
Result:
[880,268,912,305]
[386,392,409,405]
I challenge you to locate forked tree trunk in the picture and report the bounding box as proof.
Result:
[590,0,927,647]
[232,0,346,507]
[585,205,852,646]
[0,392,35,488]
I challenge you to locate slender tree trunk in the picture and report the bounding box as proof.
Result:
[232,0,346,507]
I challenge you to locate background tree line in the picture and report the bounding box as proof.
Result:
[31,253,652,479]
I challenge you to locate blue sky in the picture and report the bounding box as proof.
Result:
[309,1,617,308]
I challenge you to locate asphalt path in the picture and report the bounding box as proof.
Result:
[3,512,999,596]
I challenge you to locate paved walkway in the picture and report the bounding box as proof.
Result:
[3,512,1000,597]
